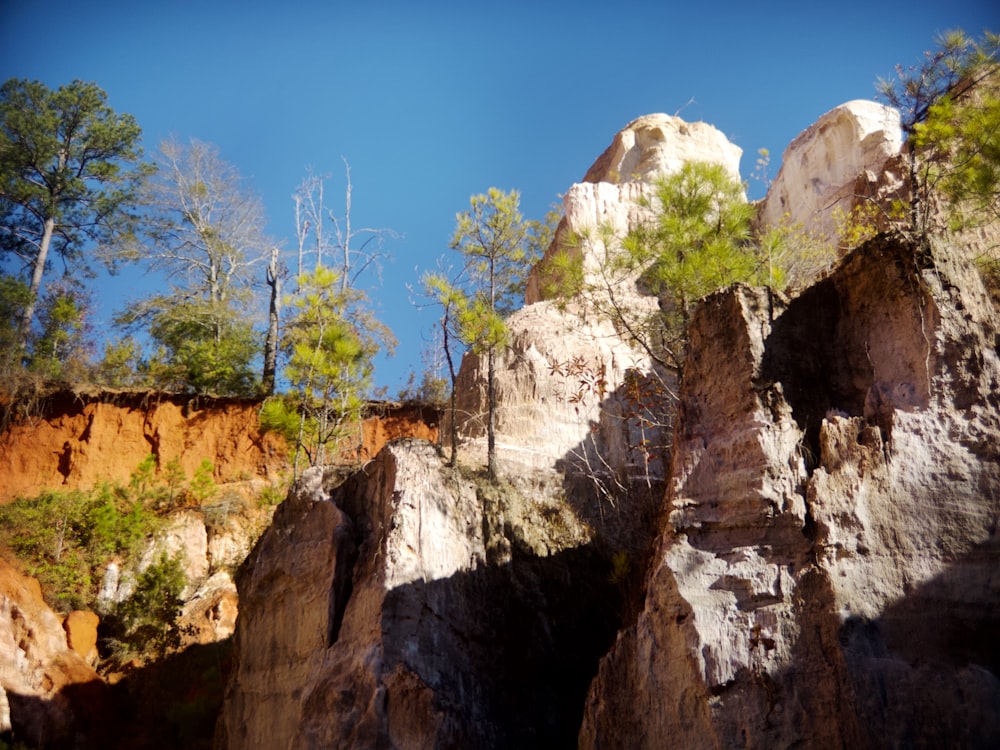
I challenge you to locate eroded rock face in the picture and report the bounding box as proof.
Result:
[0,392,287,503]
[758,100,904,244]
[580,235,1000,748]
[582,113,743,186]
[451,300,667,478]
[0,392,439,504]
[527,113,742,306]
[0,559,109,747]
[216,441,623,749]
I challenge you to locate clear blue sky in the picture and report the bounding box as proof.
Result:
[2,0,997,393]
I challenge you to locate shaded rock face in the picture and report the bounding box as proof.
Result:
[580,235,1000,748]
[0,559,109,748]
[217,441,623,749]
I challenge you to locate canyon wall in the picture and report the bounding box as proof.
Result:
[219,106,999,747]
[218,234,1000,749]
[216,442,625,749]
[579,234,1000,748]
[5,99,1000,748]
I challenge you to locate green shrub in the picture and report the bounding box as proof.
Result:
[0,456,218,613]
[0,485,159,611]
[259,397,301,441]
[102,551,187,662]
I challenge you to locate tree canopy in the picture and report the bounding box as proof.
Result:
[877,29,1000,233]
[0,78,148,361]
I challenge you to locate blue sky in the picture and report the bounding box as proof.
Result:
[2,0,997,393]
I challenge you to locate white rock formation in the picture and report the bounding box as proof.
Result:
[581,112,743,186]
[452,300,663,476]
[463,113,745,479]
[527,113,743,305]
[139,510,210,597]
[0,559,107,746]
[758,100,904,243]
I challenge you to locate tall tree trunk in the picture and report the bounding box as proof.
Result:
[17,216,56,352]
[486,252,498,479]
[263,246,280,395]
[487,346,497,479]
[443,319,459,466]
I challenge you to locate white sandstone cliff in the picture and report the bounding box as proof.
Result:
[215,104,1000,749]
[758,99,904,244]
[579,234,1000,749]
[458,112,744,479]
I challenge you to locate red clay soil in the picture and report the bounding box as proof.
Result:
[0,390,440,503]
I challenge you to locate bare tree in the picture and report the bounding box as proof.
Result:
[115,137,272,394]
[293,159,397,292]
[262,244,281,395]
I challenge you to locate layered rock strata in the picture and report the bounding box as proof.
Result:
[0,392,438,503]
[216,441,625,749]
[579,235,1000,748]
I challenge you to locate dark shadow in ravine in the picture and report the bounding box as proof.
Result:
[379,540,622,750]
[835,533,1000,748]
[2,638,232,750]
[550,370,671,615]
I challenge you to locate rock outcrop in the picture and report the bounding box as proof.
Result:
[463,113,745,481]
[527,113,742,306]
[579,234,1000,748]
[217,441,623,749]
[0,558,109,747]
[450,300,665,478]
[758,100,904,244]
[581,112,743,186]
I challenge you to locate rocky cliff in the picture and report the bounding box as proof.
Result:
[757,99,904,244]
[579,234,1000,748]
[0,390,286,504]
[216,443,624,749]
[459,113,746,480]
[217,105,999,749]
[5,98,1000,747]
[0,558,109,748]
[218,237,999,748]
